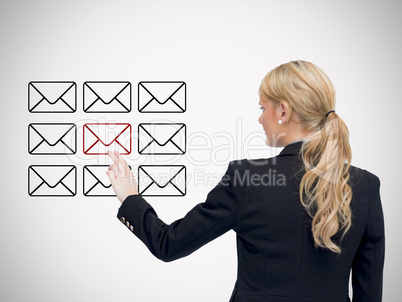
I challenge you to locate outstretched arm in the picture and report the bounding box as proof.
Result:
[107,151,246,262]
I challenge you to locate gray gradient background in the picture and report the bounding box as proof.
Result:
[0,0,400,301]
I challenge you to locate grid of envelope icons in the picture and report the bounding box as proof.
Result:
[27,81,187,197]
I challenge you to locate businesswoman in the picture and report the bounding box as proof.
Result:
[107,61,385,302]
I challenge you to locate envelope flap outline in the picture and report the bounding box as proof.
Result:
[140,166,185,188]
[84,166,112,188]
[30,82,75,105]
[30,166,75,188]
[140,123,185,146]
[84,82,130,105]
[30,123,76,146]
[84,123,130,146]
[140,82,185,105]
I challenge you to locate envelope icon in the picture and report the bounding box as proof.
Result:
[28,165,76,196]
[28,81,76,113]
[83,165,114,196]
[138,165,186,196]
[84,81,131,112]
[83,123,131,155]
[138,123,186,155]
[29,123,76,155]
[138,81,186,113]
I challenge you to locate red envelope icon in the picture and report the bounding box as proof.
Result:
[83,123,131,155]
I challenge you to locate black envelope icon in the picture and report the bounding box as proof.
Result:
[138,81,186,113]
[138,165,186,196]
[28,165,76,197]
[28,81,76,113]
[28,123,76,155]
[138,123,186,155]
[83,81,131,113]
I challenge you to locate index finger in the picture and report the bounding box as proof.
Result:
[114,151,130,175]
[108,151,129,176]
[108,150,118,164]
[116,151,128,167]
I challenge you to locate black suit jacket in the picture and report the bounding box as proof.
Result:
[117,142,385,302]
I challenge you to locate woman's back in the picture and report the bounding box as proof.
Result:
[229,142,384,301]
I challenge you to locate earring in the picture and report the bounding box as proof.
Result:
[278,120,283,125]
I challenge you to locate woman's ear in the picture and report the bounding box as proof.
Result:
[277,102,289,123]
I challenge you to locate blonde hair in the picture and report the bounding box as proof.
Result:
[259,60,352,253]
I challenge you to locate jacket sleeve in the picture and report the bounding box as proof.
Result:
[116,161,246,262]
[352,171,385,302]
